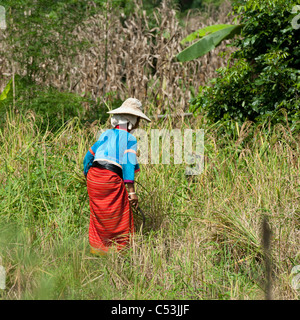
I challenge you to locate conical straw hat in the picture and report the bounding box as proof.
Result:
[107,98,151,122]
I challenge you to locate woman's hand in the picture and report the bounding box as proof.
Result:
[126,183,138,209]
[128,193,138,209]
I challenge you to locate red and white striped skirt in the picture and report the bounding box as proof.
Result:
[86,167,134,254]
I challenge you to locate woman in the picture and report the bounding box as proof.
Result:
[83,98,151,255]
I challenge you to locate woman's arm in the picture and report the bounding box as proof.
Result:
[123,136,139,208]
[83,141,101,177]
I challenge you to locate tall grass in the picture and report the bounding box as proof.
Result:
[0,111,299,300]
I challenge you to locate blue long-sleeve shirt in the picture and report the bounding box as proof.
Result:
[83,128,140,183]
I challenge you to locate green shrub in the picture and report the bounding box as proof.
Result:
[0,77,109,131]
[190,0,300,126]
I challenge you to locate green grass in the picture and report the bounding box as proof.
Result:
[0,111,299,300]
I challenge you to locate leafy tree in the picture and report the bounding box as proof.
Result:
[189,0,300,126]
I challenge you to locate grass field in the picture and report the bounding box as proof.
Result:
[0,111,299,300]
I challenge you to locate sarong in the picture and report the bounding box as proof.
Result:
[87,166,134,254]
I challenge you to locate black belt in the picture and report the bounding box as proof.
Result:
[91,160,123,180]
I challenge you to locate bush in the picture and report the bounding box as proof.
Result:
[190,0,300,126]
[0,77,109,131]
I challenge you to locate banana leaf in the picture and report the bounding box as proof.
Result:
[0,79,12,101]
[180,24,232,44]
[176,24,243,62]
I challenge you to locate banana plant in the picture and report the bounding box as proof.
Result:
[176,24,244,62]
